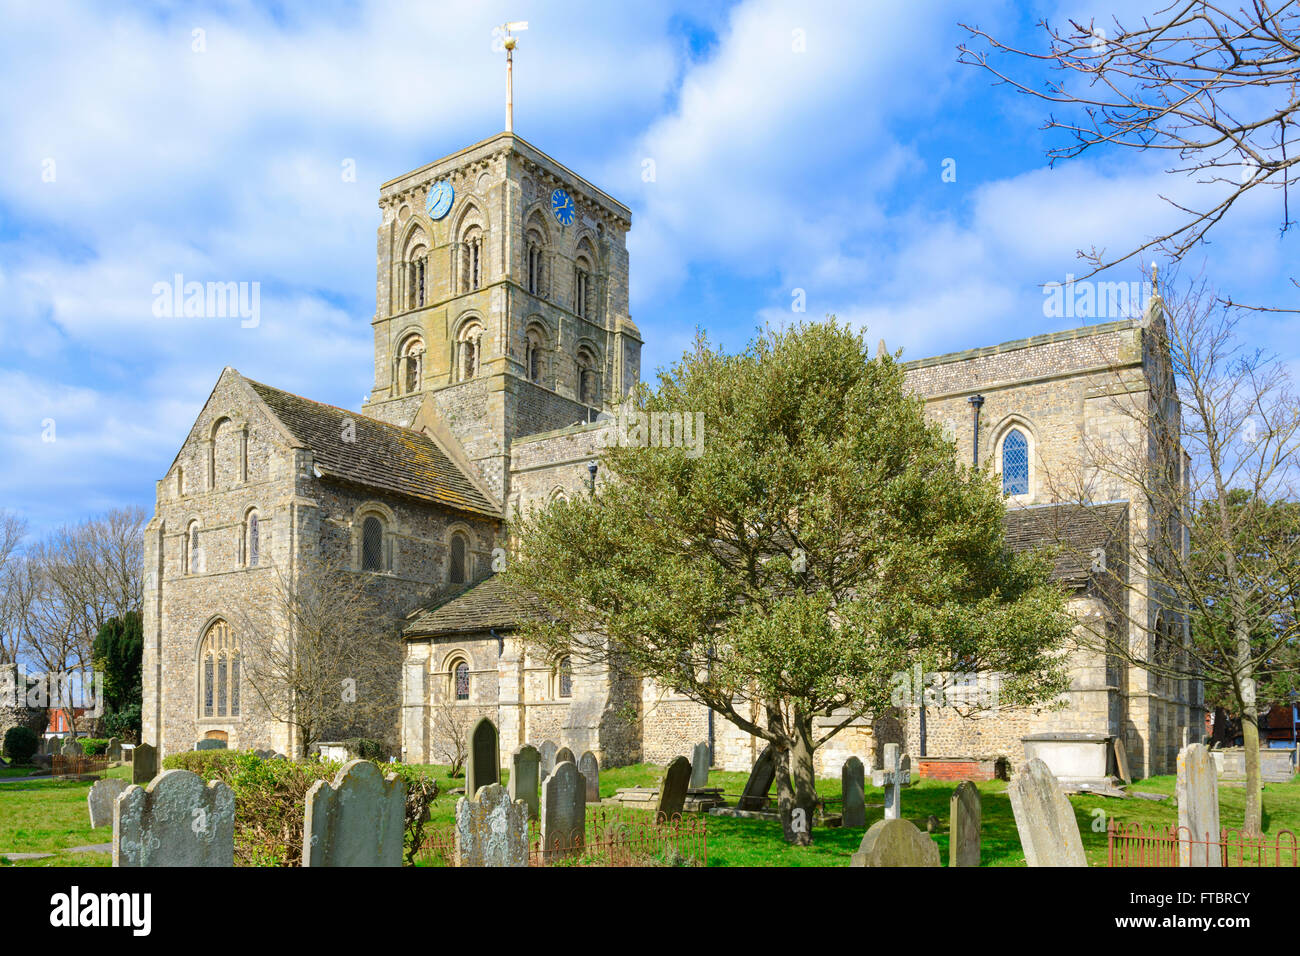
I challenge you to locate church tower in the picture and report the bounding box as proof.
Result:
[362,132,642,501]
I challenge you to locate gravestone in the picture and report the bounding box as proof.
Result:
[465,716,500,798]
[132,743,158,785]
[656,756,692,822]
[61,738,82,757]
[509,744,541,820]
[87,777,127,829]
[113,769,235,866]
[737,744,776,811]
[1177,742,1222,867]
[690,741,711,789]
[1113,738,1132,785]
[455,783,529,867]
[540,740,558,779]
[850,818,940,867]
[107,737,122,762]
[540,759,586,861]
[841,756,866,827]
[871,744,910,821]
[950,780,981,867]
[1007,757,1086,867]
[195,738,227,751]
[555,746,575,766]
[303,759,406,866]
[578,751,600,802]
[926,814,940,833]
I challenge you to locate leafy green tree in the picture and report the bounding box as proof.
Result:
[505,320,1075,845]
[92,611,142,741]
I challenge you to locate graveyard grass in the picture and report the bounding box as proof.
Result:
[3,761,1299,867]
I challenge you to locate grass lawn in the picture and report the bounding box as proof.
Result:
[3,759,1296,867]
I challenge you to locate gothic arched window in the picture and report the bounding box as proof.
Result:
[199,619,240,719]
[449,532,468,584]
[361,515,385,571]
[1001,428,1030,497]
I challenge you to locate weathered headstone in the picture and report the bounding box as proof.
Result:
[841,755,866,827]
[578,751,600,802]
[656,755,692,822]
[871,743,910,821]
[540,740,558,779]
[926,813,940,833]
[540,759,586,861]
[689,741,711,789]
[87,777,127,829]
[107,737,122,762]
[1177,742,1222,867]
[61,738,82,757]
[303,759,406,866]
[1113,738,1132,785]
[555,745,575,766]
[737,744,776,811]
[850,818,940,867]
[195,738,227,751]
[950,780,981,867]
[465,716,500,798]
[132,743,157,785]
[113,769,235,866]
[509,744,541,820]
[1007,757,1086,867]
[455,783,529,866]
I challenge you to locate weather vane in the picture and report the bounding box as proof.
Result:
[496,20,529,133]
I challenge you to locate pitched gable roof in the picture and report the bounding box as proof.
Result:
[244,377,499,517]
[403,574,549,639]
[1004,501,1129,587]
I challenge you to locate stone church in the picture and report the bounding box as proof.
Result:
[141,129,1201,782]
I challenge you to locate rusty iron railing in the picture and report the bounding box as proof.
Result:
[416,806,707,868]
[51,755,109,779]
[1107,820,1299,867]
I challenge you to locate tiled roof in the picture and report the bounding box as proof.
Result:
[246,378,498,517]
[403,575,549,638]
[1004,501,1129,586]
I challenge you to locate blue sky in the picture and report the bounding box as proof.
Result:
[1,0,1297,535]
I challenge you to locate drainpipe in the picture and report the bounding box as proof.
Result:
[968,394,985,467]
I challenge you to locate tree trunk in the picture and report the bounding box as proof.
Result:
[789,707,818,845]
[1238,644,1263,837]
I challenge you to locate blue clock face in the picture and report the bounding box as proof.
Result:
[551,187,575,226]
[426,181,454,220]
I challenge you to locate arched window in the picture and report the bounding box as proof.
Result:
[246,511,260,567]
[449,532,468,584]
[556,656,573,699]
[362,515,385,571]
[574,264,590,319]
[400,335,425,394]
[577,347,598,406]
[457,322,483,382]
[525,325,546,384]
[453,659,470,701]
[1001,428,1030,497]
[199,619,240,718]
[186,521,200,575]
[525,214,548,298]
[460,225,483,293]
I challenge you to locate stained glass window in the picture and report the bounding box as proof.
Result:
[450,534,466,584]
[203,655,214,716]
[247,513,259,567]
[1002,428,1029,496]
[199,620,238,720]
[558,656,572,699]
[455,662,470,701]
